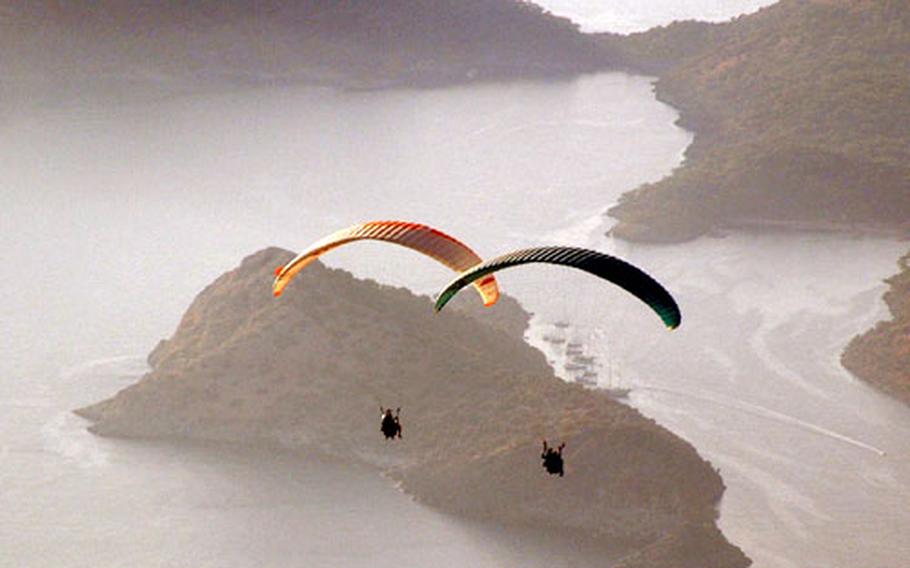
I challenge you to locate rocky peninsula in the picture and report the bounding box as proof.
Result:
[842,252,910,405]
[77,248,749,568]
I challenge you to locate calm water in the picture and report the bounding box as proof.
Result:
[4,3,910,567]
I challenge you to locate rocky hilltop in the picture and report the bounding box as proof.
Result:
[602,0,910,242]
[77,248,748,568]
[842,252,910,405]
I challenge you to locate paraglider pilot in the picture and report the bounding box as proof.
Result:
[541,440,565,477]
[380,406,402,440]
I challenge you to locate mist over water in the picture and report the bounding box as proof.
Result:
[4,2,910,567]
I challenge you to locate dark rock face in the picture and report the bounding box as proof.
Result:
[77,247,748,567]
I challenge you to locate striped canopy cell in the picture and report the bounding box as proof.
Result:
[273,220,500,307]
[434,246,681,329]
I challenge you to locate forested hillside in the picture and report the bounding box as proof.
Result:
[603,0,910,242]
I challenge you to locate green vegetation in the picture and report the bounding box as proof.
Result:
[842,252,910,404]
[77,247,748,567]
[603,0,910,241]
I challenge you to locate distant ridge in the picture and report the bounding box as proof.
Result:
[1,1,609,91]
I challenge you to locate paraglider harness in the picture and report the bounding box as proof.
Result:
[541,440,565,477]
[380,407,402,440]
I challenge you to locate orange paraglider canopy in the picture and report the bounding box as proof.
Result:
[273,220,499,307]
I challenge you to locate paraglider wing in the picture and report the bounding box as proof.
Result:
[434,246,681,329]
[273,220,499,306]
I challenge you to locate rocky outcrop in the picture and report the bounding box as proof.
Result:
[842,252,910,405]
[76,247,748,567]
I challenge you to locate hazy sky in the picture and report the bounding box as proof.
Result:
[532,0,778,33]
